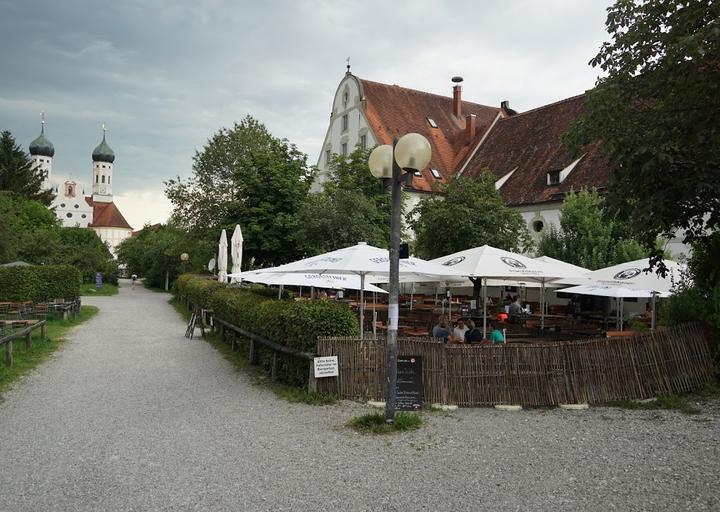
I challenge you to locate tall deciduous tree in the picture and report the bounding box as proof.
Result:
[295,148,390,255]
[409,172,532,259]
[537,188,647,270]
[165,116,313,267]
[0,131,52,205]
[564,0,720,269]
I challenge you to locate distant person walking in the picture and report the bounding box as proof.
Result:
[131,273,138,290]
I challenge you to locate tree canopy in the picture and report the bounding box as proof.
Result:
[117,223,187,289]
[294,148,390,255]
[537,188,648,270]
[165,115,313,268]
[409,172,532,260]
[0,131,53,205]
[564,0,720,267]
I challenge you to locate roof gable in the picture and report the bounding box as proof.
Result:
[85,197,133,230]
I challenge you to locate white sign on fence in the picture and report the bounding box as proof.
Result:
[314,356,339,378]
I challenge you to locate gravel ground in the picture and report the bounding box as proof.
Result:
[0,280,718,512]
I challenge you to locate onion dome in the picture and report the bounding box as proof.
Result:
[29,125,54,157]
[92,131,115,163]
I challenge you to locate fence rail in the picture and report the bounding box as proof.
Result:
[316,323,715,406]
[1,320,47,367]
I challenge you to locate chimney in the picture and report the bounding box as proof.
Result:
[451,76,463,117]
[465,114,477,144]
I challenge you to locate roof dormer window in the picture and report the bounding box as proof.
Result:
[546,155,585,186]
[547,170,561,186]
[431,169,441,179]
[427,117,438,128]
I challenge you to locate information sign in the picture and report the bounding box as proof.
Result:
[95,272,103,289]
[314,356,339,378]
[396,355,423,411]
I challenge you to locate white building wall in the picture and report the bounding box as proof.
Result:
[93,227,132,258]
[51,185,93,228]
[92,161,113,201]
[312,75,377,192]
[31,155,53,190]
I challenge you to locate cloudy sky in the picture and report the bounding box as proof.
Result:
[0,0,613,229]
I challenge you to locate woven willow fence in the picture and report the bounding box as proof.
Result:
[316,323,715,406]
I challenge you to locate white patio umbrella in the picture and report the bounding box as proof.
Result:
[252,242,464,339]
[217,229,228,284]
[230,224,243,283]
[555,284,656,331]
[430,246,589,337]
[234,270,388,294]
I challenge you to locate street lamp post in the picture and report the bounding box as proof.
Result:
[368,134,431,422]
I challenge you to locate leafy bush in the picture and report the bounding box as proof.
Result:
[0,264,81,302]
[176,274,358,386]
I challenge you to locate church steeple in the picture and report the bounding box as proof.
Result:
[91,123,115,202]
[29,112,54,189]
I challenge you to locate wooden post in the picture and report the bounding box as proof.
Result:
[41,322,46,340]
[271,352,278,382]
[25,332,32,350]
[308,361,317,393]
[249,339,256,365]
[5,341,12,367]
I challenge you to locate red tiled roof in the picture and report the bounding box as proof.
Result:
[358,78,501,192]
[84,197,133,229]
[461,94,611,206]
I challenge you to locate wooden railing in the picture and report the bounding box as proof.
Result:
[316,323,716,406]
[1,320,47,367]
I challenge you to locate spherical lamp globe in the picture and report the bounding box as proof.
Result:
[395,133,431,171]
[368,144,393,179]
[180,253,189,262]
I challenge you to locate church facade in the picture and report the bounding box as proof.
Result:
[28,120,133,257]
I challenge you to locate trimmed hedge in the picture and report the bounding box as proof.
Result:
[176,274,359,385]
[0,265,82,302]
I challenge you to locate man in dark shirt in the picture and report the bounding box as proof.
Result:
[465,319,484,343]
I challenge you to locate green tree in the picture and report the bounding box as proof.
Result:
[409,172,532,259]
[117,223,187,289]
[0,193,60,264]
[165,116,312,268]
[55,227,114,282]
[538,189,647,270]
[295,147,390,255]
[564,0,720,269]
[0,131,53,205]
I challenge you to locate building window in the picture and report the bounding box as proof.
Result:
[60,203,66,208]
[74,204,79,209]
[341,143,347,156]
[101,175,105,183]
[431,169,441,180]
[360,135,367,150]
[81,214,87,219]
[326,150,332,165]
[66,213,72,218]
[427,117,438,128]
[96,176,99,183]
[108,177,110,184]
[342,114,348,132]
[547,170,561,186]
[532,220,545,233]
[343,91,349,107]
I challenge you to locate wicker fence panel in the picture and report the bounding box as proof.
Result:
[317,323,714,406]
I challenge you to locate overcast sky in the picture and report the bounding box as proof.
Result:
[0,0,613,229]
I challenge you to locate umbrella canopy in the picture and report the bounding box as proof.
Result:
[217,229,228,283]
[230,224,243,283]
[556,284,655,299]
[255,242,464,339]
[582,258,682,296]
[237,270,388,293]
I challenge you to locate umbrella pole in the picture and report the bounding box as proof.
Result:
[310,286,314,300]
[373,291,377,338]
[541,281,546,330]
[359,273,365,341]
[483,278,488,339]
[410,283,415,311]
[651,292,657,332]
[620,297,624,331]
[448,287,452,322]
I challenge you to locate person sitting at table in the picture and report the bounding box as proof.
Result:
[489,321,506,345]
[464,319,483,344]
[451,318,469,342]
[432,315,452,344]
[508,296,523,322]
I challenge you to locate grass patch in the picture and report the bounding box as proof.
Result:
[144,280,170,293]
[0,305,99,399]
[347,412,423,434]
[605,392,701,415]
[80,282,118,296]
[169,298,336,405]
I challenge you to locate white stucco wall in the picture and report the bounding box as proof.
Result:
[93,227,132,258]
[312,75,377,192]
[31,155,53,191]
[51,188,93,228]
[92,161,113,199]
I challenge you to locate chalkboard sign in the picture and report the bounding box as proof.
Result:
[396,355,423,411]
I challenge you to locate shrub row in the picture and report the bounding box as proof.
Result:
[175,274,359,385]
[0,265,82,302]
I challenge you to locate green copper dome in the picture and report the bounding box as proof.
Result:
[29,126,54,157]
[92,133,115,163]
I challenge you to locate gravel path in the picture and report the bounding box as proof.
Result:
[1,280,718,511]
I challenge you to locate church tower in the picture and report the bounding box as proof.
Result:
[91,123,115,203]
[28,112,54,190]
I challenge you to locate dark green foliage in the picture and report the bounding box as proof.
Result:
[165,115,313,268]
[0,131,53,205]
[57,227,115,282]
[295,147,391,255]
[409,172,532,259]
[117,223,187,289]
[0,264,81,302]
[564,0,720,268]
[183,277,226,309]
[537,188,648,270]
